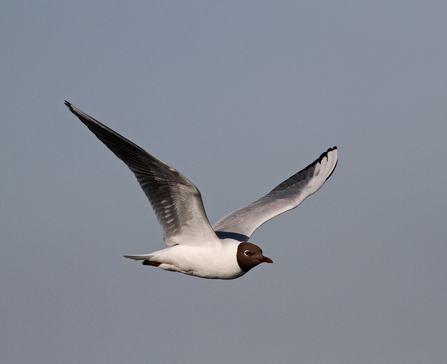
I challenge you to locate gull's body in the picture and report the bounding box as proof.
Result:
[133,240,244,279]
[65,101,338,279]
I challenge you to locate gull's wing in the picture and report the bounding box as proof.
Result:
[65,101,220,247]
[213,147,338,241]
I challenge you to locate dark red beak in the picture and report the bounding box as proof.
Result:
[259,256,273,264]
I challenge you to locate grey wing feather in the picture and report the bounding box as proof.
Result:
[213,147,338,240]
[65,101,219,247]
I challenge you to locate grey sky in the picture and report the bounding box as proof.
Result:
[2,2,446,363]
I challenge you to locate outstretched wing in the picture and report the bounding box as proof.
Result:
[213,147,338,241]
[65,101,220,247]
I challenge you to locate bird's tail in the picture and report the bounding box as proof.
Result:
[123,254,154,261]
[124,254,161,267]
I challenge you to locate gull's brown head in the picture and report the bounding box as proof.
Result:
[236,242,273,273]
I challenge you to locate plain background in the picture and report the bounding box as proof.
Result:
[2,2,446,363]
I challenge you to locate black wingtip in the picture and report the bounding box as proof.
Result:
[325,146,338,180]
[301,146,338,181]
[305,146,338,171]
[64,100,73,110]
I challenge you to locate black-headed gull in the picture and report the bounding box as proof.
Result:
[65,101,338,279]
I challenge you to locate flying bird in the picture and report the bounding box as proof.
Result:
[65,101,338,279]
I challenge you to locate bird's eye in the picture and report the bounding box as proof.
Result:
[244,250,250,256]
